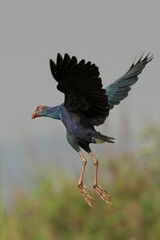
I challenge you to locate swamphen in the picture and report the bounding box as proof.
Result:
[32,53,153,208]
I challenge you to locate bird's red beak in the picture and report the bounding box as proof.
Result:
[32,111,37,119]
[32,105,42,119]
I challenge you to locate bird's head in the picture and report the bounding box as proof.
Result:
[32,105,46,119]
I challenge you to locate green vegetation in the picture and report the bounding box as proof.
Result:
[1,126,160,240]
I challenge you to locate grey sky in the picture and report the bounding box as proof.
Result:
[0,1,160,203]
[0,0,159,145]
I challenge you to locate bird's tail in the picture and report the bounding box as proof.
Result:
[92,133,115,144]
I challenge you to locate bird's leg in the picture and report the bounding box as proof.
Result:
[78,151,94,208]
[89,151,112,206]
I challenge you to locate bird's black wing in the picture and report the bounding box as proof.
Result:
[105,54,153,109]
[50,53,109,126]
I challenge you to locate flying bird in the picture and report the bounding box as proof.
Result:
[32,53,153,208]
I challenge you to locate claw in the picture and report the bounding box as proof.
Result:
[78,184,94,209]
[93,184,113,206]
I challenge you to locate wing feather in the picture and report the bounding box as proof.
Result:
[49,53,153,125]
[105,54,153,109]
[50,53,109,125]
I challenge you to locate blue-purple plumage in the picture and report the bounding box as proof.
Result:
[32,53,153,208]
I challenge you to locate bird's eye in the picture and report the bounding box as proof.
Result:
[36,107,41,112]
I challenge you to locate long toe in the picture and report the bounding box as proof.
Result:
[93,184,113,206]
[78,184,94,209]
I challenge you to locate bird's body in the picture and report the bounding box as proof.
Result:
[32,53,153,208]
[42,104,114,152]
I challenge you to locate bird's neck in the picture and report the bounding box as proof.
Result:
[44,105,61,120]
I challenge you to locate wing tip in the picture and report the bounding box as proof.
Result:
[134,52,153,64]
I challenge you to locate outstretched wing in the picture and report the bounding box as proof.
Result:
[50,53,109,126]
[105,54,153,109]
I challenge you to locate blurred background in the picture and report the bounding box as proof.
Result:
[0,0,160,239]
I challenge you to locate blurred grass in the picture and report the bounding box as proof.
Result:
[0,126,160,240]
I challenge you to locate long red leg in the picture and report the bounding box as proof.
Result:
[89,151,112,206]
[78,151,94,208]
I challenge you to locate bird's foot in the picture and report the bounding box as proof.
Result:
[93,184,113,206]
[78,183,94,209]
